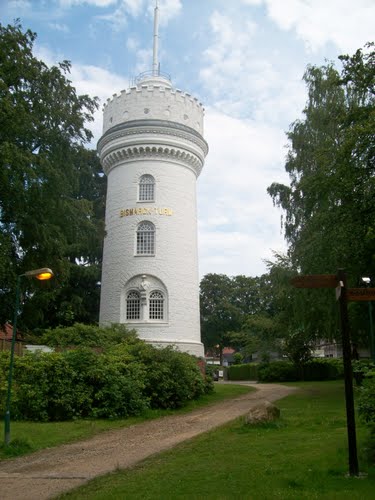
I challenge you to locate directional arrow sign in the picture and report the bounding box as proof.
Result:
[291,274,338,289]
[347,288,375,302]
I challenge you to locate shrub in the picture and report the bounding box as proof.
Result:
[302,359,341,381]
[4,348,148,421]
[0,336,210,421]
[40,323,137,349]
[227,363,258,381]
[125,343,208,409]
[233,353,244,365]
[257,361,298,382]
[358,377,375,425]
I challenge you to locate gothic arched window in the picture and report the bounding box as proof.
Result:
[126,291,140,320]
[149,290,164,320]
[139,174,155,202]
[136,221,155,255]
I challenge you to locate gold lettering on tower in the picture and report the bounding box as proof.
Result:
[120,207,173,217]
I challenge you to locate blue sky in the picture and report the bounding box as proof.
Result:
[1,0,374,277]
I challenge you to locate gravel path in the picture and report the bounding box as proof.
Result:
[0,382,297,500]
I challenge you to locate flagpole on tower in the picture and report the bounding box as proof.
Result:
[152,0,159,76]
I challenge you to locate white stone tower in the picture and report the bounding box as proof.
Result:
[97,3,208,357]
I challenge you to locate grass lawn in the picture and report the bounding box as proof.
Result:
[0,383,254,460]
[60,381,375,500]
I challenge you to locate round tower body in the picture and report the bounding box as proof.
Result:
[98,76,208,357]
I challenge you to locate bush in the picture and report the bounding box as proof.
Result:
[125,343,208,409]
[257,361,298,382]
[40,323,137,349]
[227,363,258,381]
[0,332,211,421]
[302,359,341,381]
[358,377,375,425]
[224,358,345,383]
[3,348,148,421]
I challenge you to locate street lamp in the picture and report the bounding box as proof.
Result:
[4,268,54,445]
[361,276,375,363]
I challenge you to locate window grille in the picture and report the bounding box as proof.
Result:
[136,221,155,255]
[149,290,164,320]
[126,291,140,319]
[139,175,155,201]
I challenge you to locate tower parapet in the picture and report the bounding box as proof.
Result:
[102,83,205,136]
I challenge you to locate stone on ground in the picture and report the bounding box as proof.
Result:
[244,400,280,424]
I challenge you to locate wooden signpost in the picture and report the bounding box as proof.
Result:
[291,274,338,289]
[290,269,364,477]
[347,288,375,302]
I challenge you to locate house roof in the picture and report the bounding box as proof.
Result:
[0,323,23,341]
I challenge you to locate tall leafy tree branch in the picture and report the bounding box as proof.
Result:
[268,43,375,343]
[0,22,105,329]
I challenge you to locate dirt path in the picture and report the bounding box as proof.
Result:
[0,382,296,500]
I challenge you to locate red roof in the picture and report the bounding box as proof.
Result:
[223,347,235,355]
[0,323,23,341]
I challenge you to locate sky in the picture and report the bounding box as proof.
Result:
[1,0,374,278]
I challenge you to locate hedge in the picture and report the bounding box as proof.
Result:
[0,334,213,421]
[227,358,346,382]
[227,363,258,381]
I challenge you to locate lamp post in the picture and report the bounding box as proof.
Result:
[4,268,53,445]
[361,277,375,363]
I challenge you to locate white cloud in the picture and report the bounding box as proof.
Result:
[239,0,375,53]
[126,36,139,51]
[122,0,144,17]
[197,109,288,277]
[59,0,117,6]
[94,0,181,31]
[200,11,306,126]
[48,22,70,32]
[95,3,129,31]
[33,44,128,146]
[69,63,129,144]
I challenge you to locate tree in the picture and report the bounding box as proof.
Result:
[200,272,283,361]
[200,274,242,363]
[268,43,375,344]
[0,22,105,329]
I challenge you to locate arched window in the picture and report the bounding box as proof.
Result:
[136,221,155,255]
[126,291,140,319]
[139,174,155,201]
[149,290,164,320]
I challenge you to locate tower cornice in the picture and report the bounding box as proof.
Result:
[98,119,208,177]
[98,119,208,152]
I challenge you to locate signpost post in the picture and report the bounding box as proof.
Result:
[337,269,358,477]
[290,269,360,476]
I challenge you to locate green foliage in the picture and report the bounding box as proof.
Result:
[268,44,375,343]
[0,438,32,457]
[0,348,147,421]
[124,342,209,409]
[257,361,299,382]
[227,363,258,381]
[358,377,375,425]
[302,359,342,381]
[40,323,137,349]
[0,328,211,421]
[233,352,243,365]
[0,22,105,329]
[227,358,343,382]
[283,328,315,366]
[200,273,281,361]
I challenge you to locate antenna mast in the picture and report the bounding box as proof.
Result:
[152,0,159,76]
